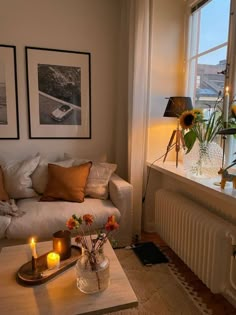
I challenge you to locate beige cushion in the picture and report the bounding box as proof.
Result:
[64,154,117,199]
[85,162,117,199]
[0,166,9,201]
[40,162,92,203]
[1,154,40,199]
[31,158,74,194]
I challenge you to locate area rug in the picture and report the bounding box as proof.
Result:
[106,248,211,315]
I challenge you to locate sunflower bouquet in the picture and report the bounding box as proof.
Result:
[179,108,223,154]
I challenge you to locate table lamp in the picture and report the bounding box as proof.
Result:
[163,96,193,167]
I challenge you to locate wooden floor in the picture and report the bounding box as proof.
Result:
[141,232,236,315]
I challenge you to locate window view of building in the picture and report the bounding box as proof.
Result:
[187,0,231,108]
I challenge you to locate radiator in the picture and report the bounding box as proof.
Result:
[155,189,236,297]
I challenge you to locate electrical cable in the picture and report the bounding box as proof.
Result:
[142,145,176,203]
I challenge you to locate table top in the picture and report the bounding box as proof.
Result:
[0,240,138,315]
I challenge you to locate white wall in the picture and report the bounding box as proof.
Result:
[0,0,127,175]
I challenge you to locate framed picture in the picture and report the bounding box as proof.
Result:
[0,45,19,139]
[25,46,91,139]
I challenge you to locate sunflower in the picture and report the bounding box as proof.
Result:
[231,104,236,118]
[179,110,195,130]
[192,108,203,117]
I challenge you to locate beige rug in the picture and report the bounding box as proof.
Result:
[106,248,210,315]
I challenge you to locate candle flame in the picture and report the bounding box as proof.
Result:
[31,237,35,245]
[226,86,229,93]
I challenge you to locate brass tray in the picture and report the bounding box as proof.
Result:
[17,245,81,286]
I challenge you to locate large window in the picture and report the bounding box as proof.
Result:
[186,0,232,108]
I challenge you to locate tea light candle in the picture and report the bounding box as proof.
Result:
[47,252,60,269]
[30,237,37,258]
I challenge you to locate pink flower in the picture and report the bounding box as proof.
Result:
[105,215,119,231]
[83,214,94,225]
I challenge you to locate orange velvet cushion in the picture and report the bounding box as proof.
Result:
[40,162,92,203]
[0,166,9,201]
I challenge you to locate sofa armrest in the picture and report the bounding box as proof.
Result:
[109,174,133,247]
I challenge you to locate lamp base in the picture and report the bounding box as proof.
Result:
[163,128,185,167]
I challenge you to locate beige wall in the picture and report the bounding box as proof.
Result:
[0,0,126,172]
[144,0,186,231]
[147,0,186,163]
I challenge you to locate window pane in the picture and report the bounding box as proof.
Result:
[199,0,230,54]
[195,47,227,108]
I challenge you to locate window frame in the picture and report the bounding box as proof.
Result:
[185,0,233,107]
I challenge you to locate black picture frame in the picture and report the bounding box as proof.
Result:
[0,44,19,139]
[25,46,91,139]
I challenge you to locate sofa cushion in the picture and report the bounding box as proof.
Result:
[31,158,74,194]
[40,162,92,203]
[0,166,9,201]
[64,154,117,199]
[1,154,40,199]
[6,197,121,240]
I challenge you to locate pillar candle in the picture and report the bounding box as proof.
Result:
[223,86,229,125]
[47,252,60,269]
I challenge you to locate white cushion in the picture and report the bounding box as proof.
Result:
[31,158,74,194]
[1,154,40,199]
[64,154,117,199]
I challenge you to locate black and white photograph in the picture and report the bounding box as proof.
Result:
[0,45,19,139]
[26,47,91,139]
[0,61,7,125]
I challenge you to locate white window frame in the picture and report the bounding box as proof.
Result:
[185,0,236,104]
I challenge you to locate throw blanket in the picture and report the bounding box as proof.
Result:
[0,199,24,217]
[0,200,25,239]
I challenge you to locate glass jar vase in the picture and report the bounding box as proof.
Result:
[183,140,223,178]
[75,248,110,294]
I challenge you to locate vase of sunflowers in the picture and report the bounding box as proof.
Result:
[180,108,223,177]
[66,214,119,294]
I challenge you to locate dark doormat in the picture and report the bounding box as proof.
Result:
[132,241,169,265]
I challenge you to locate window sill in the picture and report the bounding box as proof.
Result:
[147,160,236,205]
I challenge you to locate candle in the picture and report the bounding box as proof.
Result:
[223,86,229,125]
[30,237,37,258]
[47,252,60,269]
[53,230,71,260]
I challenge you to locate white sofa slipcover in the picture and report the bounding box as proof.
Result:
[0,174,133,248]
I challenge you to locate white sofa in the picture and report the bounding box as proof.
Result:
[0,154,133,248]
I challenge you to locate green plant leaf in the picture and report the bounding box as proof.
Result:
[184,130,197,154]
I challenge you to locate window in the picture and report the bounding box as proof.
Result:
[186,0,232,108]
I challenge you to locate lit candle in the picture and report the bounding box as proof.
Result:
[47,252,60,269]
[30,237,37,258]
[223,86,229,125]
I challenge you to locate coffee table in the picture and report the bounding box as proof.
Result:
[0,239,138,315]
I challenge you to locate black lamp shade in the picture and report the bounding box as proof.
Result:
[164,96,193,117]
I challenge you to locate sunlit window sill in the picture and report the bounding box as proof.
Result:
[146,160,236,204]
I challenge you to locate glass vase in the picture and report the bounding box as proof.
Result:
[183,140,223,178]
[75,248,110,294]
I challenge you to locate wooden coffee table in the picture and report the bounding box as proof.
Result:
[0,239,138,315]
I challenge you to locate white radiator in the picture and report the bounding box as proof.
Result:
[155,189,236,298]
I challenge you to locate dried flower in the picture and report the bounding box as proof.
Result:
[105,215,119,231]
[66,213,119,253]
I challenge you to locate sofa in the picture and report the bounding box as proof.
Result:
[0,154,133,248]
